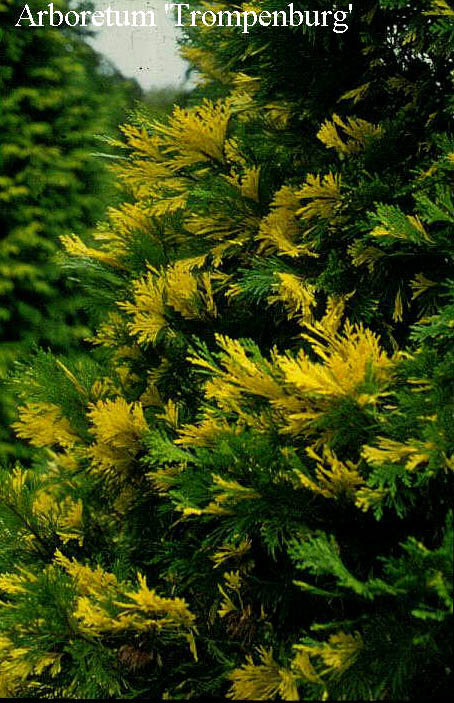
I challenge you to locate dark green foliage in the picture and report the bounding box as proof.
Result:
[0,0,137,458]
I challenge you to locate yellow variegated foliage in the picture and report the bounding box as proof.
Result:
[1,1,451,699]
[86,397,148,478]
[54,552,196,648]
[146,464,183,494]
[177,320,395,446]
[268,272,316,323]
[0,569,36,596]
[33,493,84,546]
[0,566,62,693]
[176,474,260,518]
[257,184,318,258]
[55,497,84,546]
[228,647,299,701]
[91,312,128,349]
[349,241,385,272]
[278,320,393,401]
[371,213,432,243]
[167,260,217,319]
[56,95,268,283]
[217,570,258,630]
[166,262,202,318]
[0,647,17,698]
[2,467,27,499]
[319,293,353,335]
[0,642,62,698]
[410,273,437,300]
[120,269,167,345]
[185,208,260,252]
[60,234,126,270]
[317,113,382,155]
[393,288,404,323]
[293,631,363,679]
[225,165,261,202]
[355,486,388,513]
[191,334,284,407]
[218,584,239,619]
[340,82,371,104]
[264,101,293,130]
[424,0,454,17]
[291,650,323,685]
[151,100,231,168]
[139,377,164,409]
[211,539,252,569]
[296,173,342,222]
[94,202,157,257]
[184,321,394,442]
[156,399,180,429]
[72,577,193,634]
[54,550,118,594]
[113,573,195,629]
[185,52,289,127]
[361,436,435,472]
[87,440,137,478]
[13,402,79,449]
[121,263,217,346]
[110,120,187,212]
[224,136,248,168]
[82,99,244,268]
[294,445,364,500]
[176,414,243,448]
[229,72,263,122]
[88,397,148,449]
[212,475,260,501]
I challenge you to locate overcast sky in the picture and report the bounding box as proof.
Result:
[87,1,188,89]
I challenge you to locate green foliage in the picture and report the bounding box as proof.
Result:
[0,0,453,699]
[0,0,137,459]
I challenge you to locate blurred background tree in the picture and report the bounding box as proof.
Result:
[0,0,139,459]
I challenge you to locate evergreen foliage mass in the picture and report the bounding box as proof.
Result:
[0,0,453,699]
[0,0,136,458]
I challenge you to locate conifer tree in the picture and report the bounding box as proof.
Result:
[0,0,136,457]
[0,1,453,699]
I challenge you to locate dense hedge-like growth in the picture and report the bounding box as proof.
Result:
[0,0,136,457]
[0,1,452,699]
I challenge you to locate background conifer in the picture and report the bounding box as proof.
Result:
[0,0,137,458]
